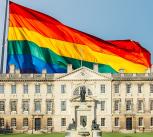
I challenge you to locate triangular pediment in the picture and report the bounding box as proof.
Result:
[57,67,111,80]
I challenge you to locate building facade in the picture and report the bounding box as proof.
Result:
[0,64,153,133]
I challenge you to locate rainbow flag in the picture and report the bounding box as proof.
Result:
[8,2,151,73]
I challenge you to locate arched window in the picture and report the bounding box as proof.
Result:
[73,86,92,96]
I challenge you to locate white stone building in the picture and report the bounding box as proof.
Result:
[0,64,153,133]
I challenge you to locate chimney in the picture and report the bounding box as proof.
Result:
[9,64,15,73]
[145,68,151,73]
[15,69,20,74]
[151,64,153,73]
[67,64,72,73]
[119,69,124,73]
[93,64,98,72]
[42,69,47,78]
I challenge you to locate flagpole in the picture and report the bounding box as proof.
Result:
[1,0,9,73]
[80,46,83,67]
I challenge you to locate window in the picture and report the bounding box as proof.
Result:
[22,101,29,112]
[61,101,66,111]
[11,118,16,127]
[138,117,143,126]
[151,117,153,126]
[114,84,119,93]
[150,84,153,93]
[126,100,132,111]
[61,85,66,93]
[114,100,119,111]
[47,85,53,93]
[23,85,28,94]
[46,100,52,112]
[35,84,40,93]
[114,117,119,127]
[150,100,153,111]
[61,118,66,126]
[100,84,105,93]
[0,118,4,127]
[101,101,105,111]
[101,118,105,126]
[23,118,28,127]
[138,84,142,93]
[35,101,41,112]
[47,118,53,126]
[11,101,17,111]
[11,85,16,94]
[0,85,4,94]
[138,100,143,111]
[126,84,131,94]
[0,101,5,111]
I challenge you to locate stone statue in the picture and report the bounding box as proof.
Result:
[67,119,76,130]
[91,119,100,130]
[80,86,86,102]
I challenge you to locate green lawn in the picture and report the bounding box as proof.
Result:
[0,133,64,137]
[103,132,153,137]
[0,132,153,137]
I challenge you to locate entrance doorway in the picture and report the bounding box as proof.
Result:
[126,117,132,130]
[35,118,41,130]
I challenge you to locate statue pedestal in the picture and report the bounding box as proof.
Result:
[91,130,102,137]
[65,129,102,137]
[65,130,77,137]
[76,102,92,130]
[78,127,91,137]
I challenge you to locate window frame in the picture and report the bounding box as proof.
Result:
[114,117,119,127]
[114,100,119,111]
[61,101,66,111]
[10,101,17,112]
[61,84,66,94]
[47,84,53,94]
[46,100,53,112]
[100,84,105,93]
[0,85,4,94]
[23,118,28,127]
[61,118,66,127]
[47,118,53,127]
[138,117,143,127]
[0,118,4,127]
[126,84,131,94]
[101,118,105,127]
[11,118,16,127]
[34,101,41,112]
[150,84,153,93]
[138,100,143,112]
[23,84,28,94]
[114,84,119,93]
[11,85,16,94]
[22,101,29,112]
[0,101,5,111]
[35,84,40,94]
[101,101,105,111]
[126,100,132,111]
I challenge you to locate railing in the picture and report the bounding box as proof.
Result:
[0,73,56,80]
[0,72,152,80]
[112,73,153,80]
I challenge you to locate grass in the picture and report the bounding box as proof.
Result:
[103,132,153,137]
[0,132,153,137]
[0,133,65,137]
